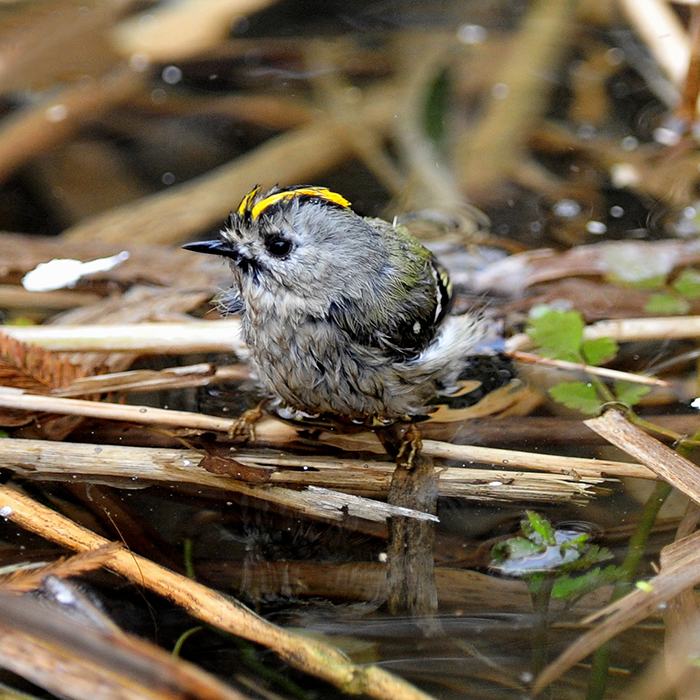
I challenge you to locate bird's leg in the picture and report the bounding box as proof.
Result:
[377,421,423,470]
[228,400,266,443]
[395,422,423,470]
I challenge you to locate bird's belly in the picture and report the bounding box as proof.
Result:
[244,316,399,418]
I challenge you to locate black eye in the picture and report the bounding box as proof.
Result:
[264,234,292,257]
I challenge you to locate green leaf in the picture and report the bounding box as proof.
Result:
[0,430,7,438]
[673,268,700,299]
[522,511,556,546]
[549,381,602,415]
[491,537,544,563]
[552,565,622,600]
[607,273,667,290]
[613,381,651,407]
[526,309,584,361]
[581,337,618,365]
[644,293,690,315]
[563,543,613,571]
[559,533,590,555]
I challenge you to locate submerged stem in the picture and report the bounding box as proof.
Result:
[531,574,556,677]
[585,479,672,700]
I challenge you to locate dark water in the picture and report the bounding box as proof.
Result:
[1,1,698,699]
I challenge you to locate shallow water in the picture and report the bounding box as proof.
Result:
[0,1,699,699]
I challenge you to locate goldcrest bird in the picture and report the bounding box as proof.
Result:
[184,184,485,423]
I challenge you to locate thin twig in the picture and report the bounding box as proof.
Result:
[1,320,244,354]
[618,0,690,86]
[533,530,700,695]
[509,350,667,387]
[507,316,700,352]
[112,0,278,61]
[0,485,434,700]
[585,409,700,505]
[0,391,655,481]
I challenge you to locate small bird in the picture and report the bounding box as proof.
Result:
[184,184,485,424]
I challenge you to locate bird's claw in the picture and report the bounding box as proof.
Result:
[228,403,265,443]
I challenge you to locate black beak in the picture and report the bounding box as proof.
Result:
[182,239,238,260]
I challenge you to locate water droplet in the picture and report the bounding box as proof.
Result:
[162,65,182,85]
[457,24,487,45]
[46,104,68,122]
[621,135,638,151]
[586,220,607,235]
[553,199,581,218]
[491,82,509,100]
[129,53,150,72]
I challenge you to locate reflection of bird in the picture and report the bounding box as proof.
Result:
[184,184,485,423]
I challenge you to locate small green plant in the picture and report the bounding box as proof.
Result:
[490,511,616,591]
[644,267,700,315]
[491,511,619,676]
[526,306,650,415]
[607,264,700,315]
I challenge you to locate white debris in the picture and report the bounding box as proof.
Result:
[586,220,607,235]
[22,251,130,292]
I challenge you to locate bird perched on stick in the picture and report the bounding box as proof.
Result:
[184,184,485,425]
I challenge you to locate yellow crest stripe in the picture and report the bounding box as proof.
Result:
[237,185,261,215]
[249,187,351,220]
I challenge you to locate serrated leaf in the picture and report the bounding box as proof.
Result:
[552,565,622,600]
[549,381,602,415]
[644,293,690,315]
[564,543,613,570]
[673,268,700,299]
[581,337,618,365]
[523,510,556,546]
[614,381,651,407]
[0,332,92,436]
[526,309,584,361]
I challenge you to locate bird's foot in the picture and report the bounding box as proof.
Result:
[228,402,265,443]
[395,423,423,470]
